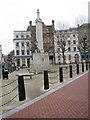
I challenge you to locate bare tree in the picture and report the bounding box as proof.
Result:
[56,20,70,30]
[57,39,69,64]
[78,34,89,62]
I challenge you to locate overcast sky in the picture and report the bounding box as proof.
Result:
[0,0,89,55]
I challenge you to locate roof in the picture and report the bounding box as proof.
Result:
[79,23,90,28]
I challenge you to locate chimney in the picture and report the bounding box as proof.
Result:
[29,21,32,26]
[52,20,54,26]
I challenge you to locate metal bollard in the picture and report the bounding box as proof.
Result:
[86,62,88,70]
[89,62,90,69]
[70,65,72,78]
[2,69,9,79]
[77,64,79,74]
[44,70,49,90]
[2,69,4,79]
[18,75,26,101]
[82,62,84,72]
[59,67,63,82]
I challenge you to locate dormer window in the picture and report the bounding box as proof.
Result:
[16,35,19,38]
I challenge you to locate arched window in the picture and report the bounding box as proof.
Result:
[75,54,79,63]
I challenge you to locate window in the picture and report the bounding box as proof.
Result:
[73,40,76,44]
[27,58,30,66]
[26,35,29,38]
[68,55,71,60]
[26,42,29,47]
[21,42,24,47]
[73,47,76,51]
[73,34,75,37]
[16,42,19,47]
[17,59,20,66]
[22,50,25,55]
[68,40,71,45]
[68,47,71,51]
[58,56,60,60]
[81,55,85,59]
[27,50,29,55]
[75,54,79,62]
[16,50,19,55]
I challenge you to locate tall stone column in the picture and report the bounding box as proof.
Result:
[35,9,43,51]
[31,9,49,72]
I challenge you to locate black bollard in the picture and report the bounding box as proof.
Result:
[44,70,49,90]
[86,62,88,70]
[2,69,9,79]
[77,64,79,74]
[2,69,4,79]
[89,62,90,69]
[59,67,63,82]
[70,65,72,78]
[82,62,84,72]
[18,75,26,101]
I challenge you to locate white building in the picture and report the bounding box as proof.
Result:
[55,28,81,64]
[13,31,32,67]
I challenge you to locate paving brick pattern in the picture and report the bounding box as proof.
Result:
[7,72,88,119]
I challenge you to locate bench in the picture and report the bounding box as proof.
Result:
[16,73,34,79]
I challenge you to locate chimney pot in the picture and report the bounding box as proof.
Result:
[52,20,54,26]
[29,21,32,26]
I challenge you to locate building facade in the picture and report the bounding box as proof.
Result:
[13,31,31,67]
[54,28,81,64]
